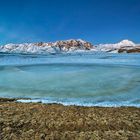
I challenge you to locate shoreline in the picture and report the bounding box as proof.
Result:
[1,97,140,108]
[0,98,140,139]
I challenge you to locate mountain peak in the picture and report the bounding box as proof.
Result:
[118,40,135,47]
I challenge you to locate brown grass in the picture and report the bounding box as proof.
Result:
[0,100,140,140]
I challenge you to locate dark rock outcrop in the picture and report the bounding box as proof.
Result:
[118,46,140,53]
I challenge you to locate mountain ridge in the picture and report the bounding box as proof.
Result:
[0,39,139,54]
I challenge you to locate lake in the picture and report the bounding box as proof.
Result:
[0,52,140,107]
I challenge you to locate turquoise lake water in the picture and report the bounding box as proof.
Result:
[0,53,140,107]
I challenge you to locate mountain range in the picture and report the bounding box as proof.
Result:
[0,39,140,54]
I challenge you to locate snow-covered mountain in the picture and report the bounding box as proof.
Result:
[97,40,137,53]
[0,39,139,54]
[0,39,95,54]
[117,40,135,47]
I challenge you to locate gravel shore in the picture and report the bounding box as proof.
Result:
[0,98,140,140]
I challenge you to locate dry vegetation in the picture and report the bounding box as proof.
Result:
[0,99,140,140]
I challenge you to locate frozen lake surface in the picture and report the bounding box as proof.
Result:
[0,52,140,107]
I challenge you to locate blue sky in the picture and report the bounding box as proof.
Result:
[0,0,140,45]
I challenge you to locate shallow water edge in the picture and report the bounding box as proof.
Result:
[0,97,140,108]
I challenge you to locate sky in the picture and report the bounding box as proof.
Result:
[0,0,140,45]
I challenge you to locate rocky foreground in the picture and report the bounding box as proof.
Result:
[0,39,140,54]
[0,98,140,140]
